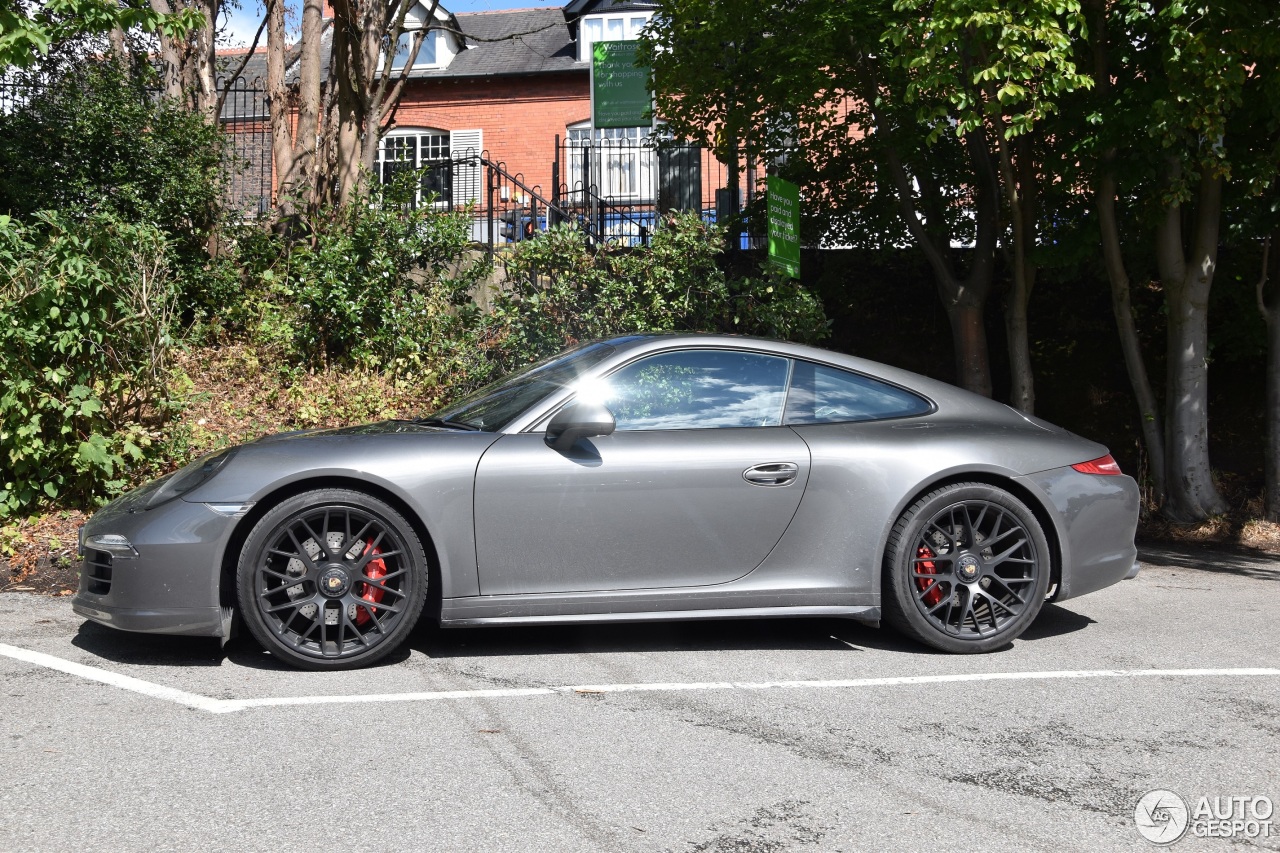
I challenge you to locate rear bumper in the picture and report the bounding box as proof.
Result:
[1018,468,1140,601]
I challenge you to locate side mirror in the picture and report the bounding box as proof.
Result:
[545,400,616,451]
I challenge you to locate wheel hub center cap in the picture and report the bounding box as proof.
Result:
[318,565,352,598]
[958,555,981,582]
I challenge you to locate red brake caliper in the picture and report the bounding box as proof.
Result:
[916,545,944,607]
[355,540,386,626]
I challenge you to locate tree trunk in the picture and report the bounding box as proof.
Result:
[855,61,996,397]
[264,0,296,216]
[998,132,1036,414]
[1156,165,1228,521]
[150,0,219,119]
[1086,0,1165,500]
[1096,169,1166,499]
[945,295,993,398]
[1257,237,1279,520]
[878,130,995,397]
[1268,303,1280,521]
[265,0,324,220]
[292,0,325,204]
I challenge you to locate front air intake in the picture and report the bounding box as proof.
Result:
[83,549,113,595]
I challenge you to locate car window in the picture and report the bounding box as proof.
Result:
[784,360,931,424]
[595,349,791,430]
[431,342,616,430]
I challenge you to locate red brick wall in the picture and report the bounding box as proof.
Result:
[389,73,590,198]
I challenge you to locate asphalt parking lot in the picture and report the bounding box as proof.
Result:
[2,545,1278,852]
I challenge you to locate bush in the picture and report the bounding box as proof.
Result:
[234,177,491,372]
[0,212,179,517]
[477,212,829,378]
[0,57,232,319]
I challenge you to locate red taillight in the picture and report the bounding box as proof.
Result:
[1072,454,1122,475]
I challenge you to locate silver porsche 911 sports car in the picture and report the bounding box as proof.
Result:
[73,334,1139,669]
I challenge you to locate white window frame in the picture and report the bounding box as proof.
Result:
[389,29,442,72]
[578,12,653,62]
[377,128,452,207]
[566,122,659,202]
[382,1,459,73]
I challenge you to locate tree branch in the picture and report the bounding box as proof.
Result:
[854,51,955,286]
[215,12,267,118]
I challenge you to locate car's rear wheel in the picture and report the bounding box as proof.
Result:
[236,489,428,670]
[882,483,1050,653]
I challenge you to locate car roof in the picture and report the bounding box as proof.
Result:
[595,333,974,405]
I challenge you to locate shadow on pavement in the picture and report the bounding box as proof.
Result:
[1138,543,1280,582]
[68,609,1098,669]
[71,620,225,667]
[408,616,931,660]
[1018,603,1095,642]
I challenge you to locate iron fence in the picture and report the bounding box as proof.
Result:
[399,141,766,252]
[553,136,766,248]
[219,79,272,217]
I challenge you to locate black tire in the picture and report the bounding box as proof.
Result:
[882,482,1050,654]
[236,488,428,670]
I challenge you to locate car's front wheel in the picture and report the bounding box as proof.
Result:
[882,483,1050,653]
[236,489,428,670]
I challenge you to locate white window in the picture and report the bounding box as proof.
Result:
[389,29,439,71]
[377,128,451,206]
[566,123,656,201]
[579,12,652,62]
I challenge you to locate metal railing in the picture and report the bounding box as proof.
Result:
[218,79,272,216]
[409,142,766,252]
[553,136,765,248]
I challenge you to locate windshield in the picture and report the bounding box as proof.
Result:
[430,342,617,431]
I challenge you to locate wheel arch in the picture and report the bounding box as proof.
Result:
[217,475,444,624]
[875,471,1063,595]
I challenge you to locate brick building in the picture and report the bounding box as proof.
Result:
[222,0,735,244]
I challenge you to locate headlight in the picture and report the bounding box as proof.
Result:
[145,448,238,509]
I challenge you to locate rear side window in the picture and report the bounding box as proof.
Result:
[784,360,931,424]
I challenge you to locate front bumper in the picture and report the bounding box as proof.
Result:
[71,598,226,636]
[70,495,239,638]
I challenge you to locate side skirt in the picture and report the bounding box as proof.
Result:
[440,603,880,629]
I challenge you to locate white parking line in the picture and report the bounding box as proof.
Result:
[3,642,1278,714]
[0,643,228,713]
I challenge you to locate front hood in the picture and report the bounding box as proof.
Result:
[180,423,502,504]
[252,420,453,443]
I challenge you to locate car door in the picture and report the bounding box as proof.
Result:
[473,348,812,595]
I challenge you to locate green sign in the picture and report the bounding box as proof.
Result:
[592,40,651,129]
[767,175,801,278]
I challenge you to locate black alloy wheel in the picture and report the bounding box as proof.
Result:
[237,489,428,670]
[883,482,1050,653]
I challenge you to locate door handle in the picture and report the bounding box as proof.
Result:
[742,462,799,487]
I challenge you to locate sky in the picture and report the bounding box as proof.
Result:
[221,0,561,47]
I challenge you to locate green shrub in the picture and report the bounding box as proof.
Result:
[0,58,232,320]
[0,212,179,517]
[236,177,491,372]
[477,213,829,379]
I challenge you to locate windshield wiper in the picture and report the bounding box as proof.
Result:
[411,417,482,431]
